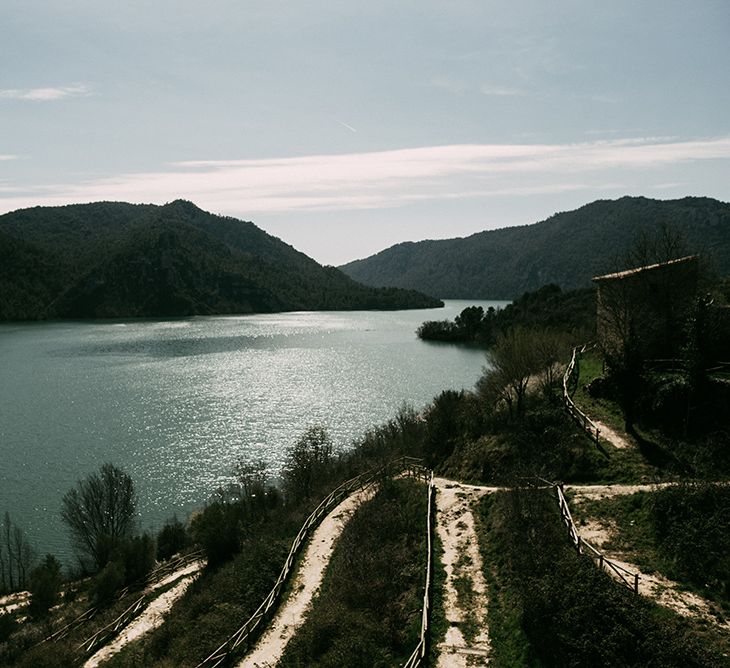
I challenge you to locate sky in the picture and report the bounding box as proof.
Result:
[1,1,729,265]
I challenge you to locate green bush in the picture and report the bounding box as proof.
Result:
[156,517,189,561]
[190,502,242,567]
[651,483,730,598]
[93,559,125,607]
[0,612,16,643]
[28,554,63,618]
[119,533,156,585]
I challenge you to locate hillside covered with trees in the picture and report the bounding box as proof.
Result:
[340,196,730,298]
[417,284,596,345]
[0,200,441,320]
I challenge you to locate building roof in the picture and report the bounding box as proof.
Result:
[592,255,698,283]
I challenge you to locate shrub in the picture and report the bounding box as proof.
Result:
[0,612,16,643]
[650,483,730,597]
[190,502,242,567]
[119,533,156,585]
[92,559,125,606]
[157,517,189,561]
[28,554,63,618]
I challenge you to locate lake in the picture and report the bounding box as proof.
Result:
[0,300,505,562]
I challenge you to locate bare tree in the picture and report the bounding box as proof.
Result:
[61,463,137,571]
[233,458,269,499]
[483,328,539,419]
[283,426,334,501]
[0,532,5,592]
[0,513,36,590]
[3,512,14,590]
[12,524,35,588]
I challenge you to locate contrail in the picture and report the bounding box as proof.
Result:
[336,119,358,133]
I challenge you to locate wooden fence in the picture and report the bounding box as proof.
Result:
[78,593,147,654]
[562,344,602,447]
[196,456,429,668]
[44,549,204,647]
[402,471,435,668]
[555,484,639,594]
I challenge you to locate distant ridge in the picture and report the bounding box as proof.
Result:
[340,197,730,299]
[0,200,441,320]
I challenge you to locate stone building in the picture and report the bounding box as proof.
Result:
[593,256,699,360]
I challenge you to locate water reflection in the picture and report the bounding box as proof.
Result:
[0,301,506,560]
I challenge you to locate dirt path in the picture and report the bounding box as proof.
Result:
[237,485,376,668]
[575,518,730,631]
[84,571,200,667]
[566,483,671,501]
[433,478,493,667]
[82,559,205,667]
[593,419,632,449]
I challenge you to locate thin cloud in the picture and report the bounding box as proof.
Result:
[431,77,469,93]
[432,77,526,97]
[479,85,526,97]
[0,155,18,161]
[1,136,729,215]
[0,84,91,101]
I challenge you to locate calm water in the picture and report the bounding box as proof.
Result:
[0,301,505,561]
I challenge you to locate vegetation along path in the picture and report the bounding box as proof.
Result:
[83,558,205,667]
[238,485,376,668]
[433,478,496,667]
[567,485,729,631]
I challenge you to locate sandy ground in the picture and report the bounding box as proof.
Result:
[566,483,670,502]
[593,419,632,449]
[575,511,730,631]
[0,590,30,615]
[238,485,376,668]
[80,558,204,667]
[433,478,492,667]
[83,572,199,667]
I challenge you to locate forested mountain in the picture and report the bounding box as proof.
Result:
[340,197,730,298]
[0,200,441,320]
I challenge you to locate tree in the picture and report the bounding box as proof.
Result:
[1,513,35,591]
[156,516,189,562]
[29,554,63,618]
[282,426,334,502]
[482,328,539,420]
[454,305,485,335]
[61,463,137,571]
[2,512,14,590]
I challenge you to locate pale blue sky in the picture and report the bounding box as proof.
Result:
[1,1,729,264]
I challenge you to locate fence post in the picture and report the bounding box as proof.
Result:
[634,573,639,594]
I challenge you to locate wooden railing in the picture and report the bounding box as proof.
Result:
[79,593,147,654]
[555,484,639,594]
[196,456,429,668]
[44,549,204,647]
[402,471,435,668]
[562,344,602,446]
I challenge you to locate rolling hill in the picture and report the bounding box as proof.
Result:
[340,196,730,299]
[0,200,442,320]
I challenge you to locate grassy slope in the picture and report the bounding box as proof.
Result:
[572,487,730,614]
[473,490,729,667]
[278,478,427,667]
